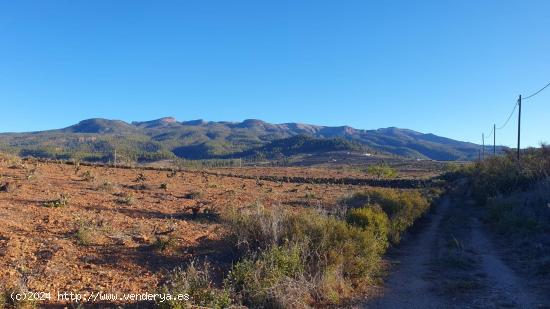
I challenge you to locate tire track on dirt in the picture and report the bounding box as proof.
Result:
[363,195,549,308]
[468,218,546,308]
[363,197,450,308]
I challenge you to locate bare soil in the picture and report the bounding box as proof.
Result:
[0,159,363,305]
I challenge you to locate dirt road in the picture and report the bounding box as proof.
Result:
[363,196,549,309]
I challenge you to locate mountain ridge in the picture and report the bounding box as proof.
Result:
[0,117,501,162]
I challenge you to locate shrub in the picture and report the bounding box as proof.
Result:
[366,164,398,179]
[0,287,37,309]
[43,193,70,208]
[347,205,390,245]
[98,181,117,192]
[0,291,5,309]
[80,170,95,182]
[343,189,431,243]
[226,245,306,307]
[460,147,550,205]
[223,204,386,306]
[158,262,231,309]
[116,192,135,205]
[314,266,352,305]
[184,191,202,200]
[135,173,147,182]
[486,190,549,236]
[152,235,177,252]
[75,227,95,246]
[304,193,316,199]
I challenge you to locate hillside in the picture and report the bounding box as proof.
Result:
[0,117,497,162]
[218,135,367,160]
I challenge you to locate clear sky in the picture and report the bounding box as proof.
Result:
[1,0,549,147]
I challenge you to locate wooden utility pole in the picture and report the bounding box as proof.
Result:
[482,133,485,160]
[517,95,522,161]
[114,149,117,166]
[493,124,497,156]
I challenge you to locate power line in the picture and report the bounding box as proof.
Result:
[480,79,549,161]
[483,126,494,142]
[495,100,518,130]
[522,80,550,100]
[486,126,494,139]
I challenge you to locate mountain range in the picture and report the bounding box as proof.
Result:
[0,117,496,162]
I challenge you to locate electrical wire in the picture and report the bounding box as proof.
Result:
[495,101,518,130]
[481,80,549,150]
[523,80,550,100]
[484,126,494,140]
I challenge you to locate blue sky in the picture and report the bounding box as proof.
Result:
[0,0,549,147]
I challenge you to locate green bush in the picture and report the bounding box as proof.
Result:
[486,192,549,236]
[343,189,432,243]
[223,204,386,307]
[164,188,437,308]
[226,245,306,307]
[366,164,398,179]
[459,147,550,205]
[347,205,390,244]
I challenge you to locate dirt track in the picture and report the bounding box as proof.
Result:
[363,196,550,309]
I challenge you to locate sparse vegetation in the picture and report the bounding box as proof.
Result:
[303,192,316,199]
[98,181,117,192]
[342,188,436,243]
[158,262,232,309]
[152,235,177,252]
[367,164,398,179]
[459,148,550,234]
[74,225,97,246]
[215,191,434,307]
[155,186,440,307]
[463,147,550,205]
[184,191,202,200]
[43,193,70,208]
[455,146,550,284]
[80,170,95,181]
[0,155,445,307]
[116,192,135,205]
[0,287,38,309]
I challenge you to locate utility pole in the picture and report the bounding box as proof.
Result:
[482,133,485,160]
[493,124,497,156]
[517,95,522,161]
[114,149,117,166]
